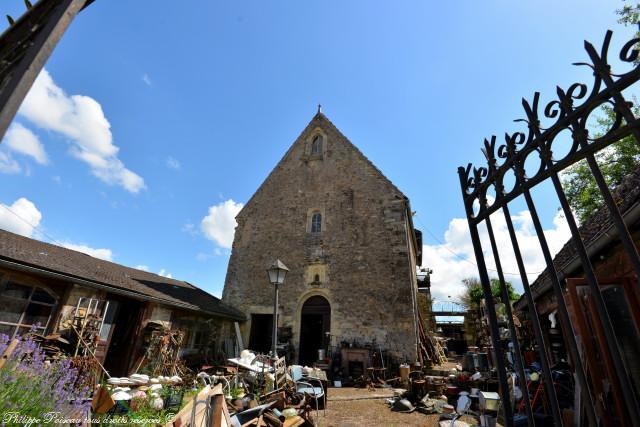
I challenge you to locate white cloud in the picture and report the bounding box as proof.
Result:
[0,196,114,262]
[201,199,244,249]
[60,242,113,261]
[0,197,42,237]
[142,74,152,86]
[196,253,211,262]
[135,265,149,271]
[3,123,48,164]
[196,248,228,262]
[18,69,145,193]
[158,269,172,279]
[422,210,571,303]
[182,222,197,236]
[0,152,21,174]
[166,156,181,170]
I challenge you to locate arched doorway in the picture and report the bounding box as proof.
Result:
[299,295,330,366]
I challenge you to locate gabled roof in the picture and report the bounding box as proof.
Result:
[237,111,407,219]
[524,164,640,302]
[0,229,245,321]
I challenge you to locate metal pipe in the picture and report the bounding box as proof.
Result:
[271,282,279,361]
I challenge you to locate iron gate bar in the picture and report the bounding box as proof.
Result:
[464,115,640,226]
[583,153,640,278]
[523,91,640,419]
[552,63,640,283]
[463,212,514,427]
[463,113,640,227]
[522,186,598,427]
[581,36,640,281]
[483,214,537,427]
[501,204,565,426]
[585,32,640,144]
[459,30,640,425]
[461,32,640,226]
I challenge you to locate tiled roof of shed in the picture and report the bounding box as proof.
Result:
[528,164,640,297]
[0,229,245,321]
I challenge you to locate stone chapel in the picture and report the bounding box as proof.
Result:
[222,111,422,365]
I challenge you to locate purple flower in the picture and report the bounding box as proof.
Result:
[0,329,90,419]
[0,333,9,355]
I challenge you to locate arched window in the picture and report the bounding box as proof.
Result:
[311,213,322,233]
[314,274,320,283]
[311,135,322,155]
[0,279,58,338]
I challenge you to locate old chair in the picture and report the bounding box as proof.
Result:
[273,356,287,390]
[289,365,325,419]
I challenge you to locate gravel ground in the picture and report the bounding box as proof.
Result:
[315,387,479,427]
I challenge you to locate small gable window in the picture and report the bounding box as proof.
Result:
[311,213,322,233]
[311,135,323,155]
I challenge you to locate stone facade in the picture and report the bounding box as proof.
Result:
[222,112,421,363]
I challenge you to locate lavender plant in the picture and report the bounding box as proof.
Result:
[0,332,91,422]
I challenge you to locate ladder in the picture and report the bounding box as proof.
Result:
[73,297,108,357]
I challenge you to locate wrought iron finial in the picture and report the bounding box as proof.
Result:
[458,30,640,220]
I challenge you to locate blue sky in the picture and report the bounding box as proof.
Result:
[0,0,634,299]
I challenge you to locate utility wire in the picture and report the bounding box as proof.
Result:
[0,197,544,278]
[0,202,63,246]
[413,213,543,277]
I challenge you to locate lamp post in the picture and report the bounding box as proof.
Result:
[267,259,289,361]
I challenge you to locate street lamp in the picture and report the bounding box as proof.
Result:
[267,259,289,361]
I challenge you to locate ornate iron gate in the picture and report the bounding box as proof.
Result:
[458,30,640,427]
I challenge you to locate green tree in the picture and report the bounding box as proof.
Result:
[617,2,640,43]
[461,276,520,307]
[562,3,640,222]
[562,105,640,223]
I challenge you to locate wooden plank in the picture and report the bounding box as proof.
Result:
[0,338,19,369]
[209,392,232,427]
[282,416,305,427]
[211,394,223,427]
[235,322,244,352]
[166,384,223,427]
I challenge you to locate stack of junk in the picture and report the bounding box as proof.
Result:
[384,347,511,427]
[90,348,327,426]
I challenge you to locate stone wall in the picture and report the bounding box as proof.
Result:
[222,113,419,362]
